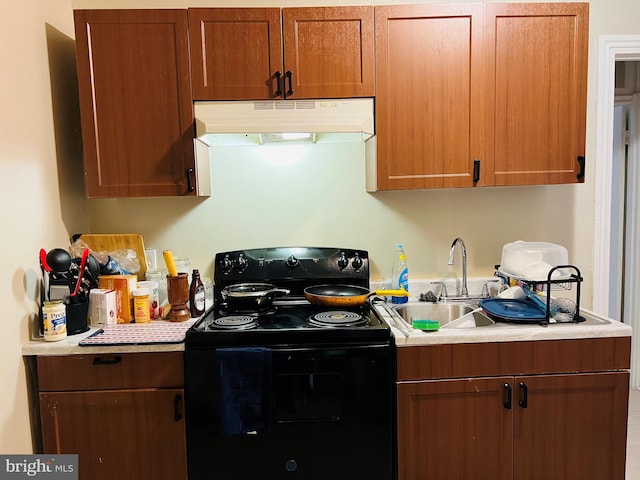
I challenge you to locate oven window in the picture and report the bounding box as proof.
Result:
[274,373,343,422]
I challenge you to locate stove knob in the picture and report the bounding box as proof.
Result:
[352,252,363,270]
[286,254,299,268]
[337,252,348,270]
[237,253,248,272]
[222,255,233,274]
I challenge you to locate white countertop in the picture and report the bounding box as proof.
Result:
[23,282,632,355]
[22,320,190,356]
[371,278,632,346]
[375,303,632,346]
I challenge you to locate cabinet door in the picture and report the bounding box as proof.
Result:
[514,372,629,480]
[484,3,589,186]
[40,389,187,480]
[374,4,485,190]
[282,7,374,99]
[397,377,513,480]
[74,10,195,198]
[188,8,283,100]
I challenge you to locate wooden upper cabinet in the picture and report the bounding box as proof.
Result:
[282,7,375,99]
[189,7,375,100]
[372,2,588,191]
[484,3,589,186]
[374,4,485,190]
[188,8,283,100]
[74,10,196,198]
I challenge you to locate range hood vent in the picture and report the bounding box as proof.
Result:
[195,98,374,146]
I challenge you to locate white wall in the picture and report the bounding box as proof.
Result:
[0,0,88,453]
[4,0,640,454]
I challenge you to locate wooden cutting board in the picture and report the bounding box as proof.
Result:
[78,233,147,280]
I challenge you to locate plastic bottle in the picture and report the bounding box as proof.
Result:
[132,288,151,323]
[145,269,168,307]
[190,269,206,317]
[138,280,159,319]
[391,244,409,304]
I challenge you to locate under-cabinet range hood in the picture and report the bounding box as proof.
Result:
[194,98,374,146]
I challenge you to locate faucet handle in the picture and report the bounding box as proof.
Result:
[481,279,502,298]
[430,281,448,301]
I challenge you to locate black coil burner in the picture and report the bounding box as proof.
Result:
[208,316,259,330]
[307,310,368,327]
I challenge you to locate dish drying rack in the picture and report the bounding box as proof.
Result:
[493,264,583,325]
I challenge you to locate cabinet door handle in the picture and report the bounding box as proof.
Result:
[174,394,183,421]
[519,381,528,408]
[92,355,122,365]
[577,155,585,181]
[273,71,282,97]
[285,70,294,97]
[503,383,512,410]
[473,159,481,184]
[186,168,195,192]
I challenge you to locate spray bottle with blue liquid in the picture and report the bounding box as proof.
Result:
[391,244,409,304]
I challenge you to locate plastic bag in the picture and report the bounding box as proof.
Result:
[69,239,140,275]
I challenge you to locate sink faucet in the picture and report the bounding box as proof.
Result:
[448,238,469,297]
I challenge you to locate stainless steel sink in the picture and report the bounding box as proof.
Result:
[392,303,495,329]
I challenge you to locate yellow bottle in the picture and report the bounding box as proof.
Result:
[132,288,151,323]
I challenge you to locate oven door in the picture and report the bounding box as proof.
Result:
[185,344,393,480]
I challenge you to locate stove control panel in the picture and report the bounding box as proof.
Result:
[214,247,369,282]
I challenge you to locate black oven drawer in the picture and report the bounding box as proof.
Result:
[185,344,393,480]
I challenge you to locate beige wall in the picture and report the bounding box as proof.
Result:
[3,0,639,454]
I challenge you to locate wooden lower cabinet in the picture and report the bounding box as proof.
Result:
[37,352,186,480]
[397,377,513,479]
[396,338,630,480]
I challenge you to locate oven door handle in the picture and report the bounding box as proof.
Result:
[174,393,183,421]
[253,344,391,356]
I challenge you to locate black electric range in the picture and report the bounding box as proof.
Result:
[184,247,394,480]
[186,246,391,348]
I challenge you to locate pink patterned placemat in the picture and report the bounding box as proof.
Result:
[79,320,196,346]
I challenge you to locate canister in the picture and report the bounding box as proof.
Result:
[43,300,67,341]
[132,288,151,323]
[138,280,159,319]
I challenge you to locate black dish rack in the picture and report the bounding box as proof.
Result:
[493,264,583,326]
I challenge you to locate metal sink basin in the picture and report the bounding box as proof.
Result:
[393,303,495,329]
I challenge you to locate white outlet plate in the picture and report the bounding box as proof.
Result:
[145,249,157,271]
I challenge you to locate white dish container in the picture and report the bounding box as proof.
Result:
[499,241,569,281]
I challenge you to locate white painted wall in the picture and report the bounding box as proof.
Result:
[4,0,640,454]
[0,0,88,453]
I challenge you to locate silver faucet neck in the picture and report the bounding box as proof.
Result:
[448,237,468,296]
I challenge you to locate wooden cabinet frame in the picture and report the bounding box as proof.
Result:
[74,9,196,198]
[372,2,589,190]
[396,337,630,480]
[189,7,375,100]
[37,353,187,480]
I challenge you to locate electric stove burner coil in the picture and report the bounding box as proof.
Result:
[307,311,368,327]
[209,316,259,330]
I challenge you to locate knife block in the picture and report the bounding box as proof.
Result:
[167,273,190,322]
